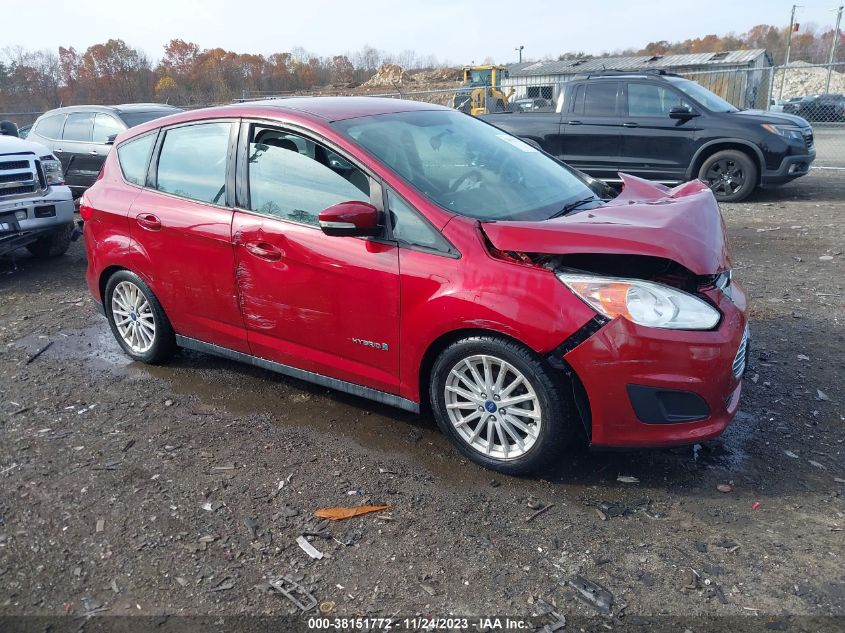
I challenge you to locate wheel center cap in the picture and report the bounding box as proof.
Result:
[130,312,137,321]
[484,400,498,413]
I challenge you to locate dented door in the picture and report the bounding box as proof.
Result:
[232,212,401,394]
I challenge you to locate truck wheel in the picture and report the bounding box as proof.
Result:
[429,336,578,475]
[698,150,757,203]
[104,270,176,364]
[26,223,73,258]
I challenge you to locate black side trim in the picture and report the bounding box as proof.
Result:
[546,315,609,369]
[627,384,710,424]
[175,335,420,414]
[545,315,608,440]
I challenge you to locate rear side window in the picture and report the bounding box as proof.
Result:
[117,133,156,186]
[156,122,231,204]
[93,114,124,143]
[571,82,618,117]
[63,113,94,141]
[35,114,65,139]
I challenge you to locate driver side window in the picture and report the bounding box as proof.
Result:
[627,83,691,117]
[247,126,371,226]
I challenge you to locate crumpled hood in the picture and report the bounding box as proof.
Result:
[481,174,731,275]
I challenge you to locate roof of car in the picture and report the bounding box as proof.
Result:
[40,104,183,116]
[232,96,448,121]
[116,97,454,145]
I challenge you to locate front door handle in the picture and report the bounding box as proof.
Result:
[245,241,282,262]
[567,120,582,125]
[622,122,639,128]
[136,213,161,231]
[54,148,64,153]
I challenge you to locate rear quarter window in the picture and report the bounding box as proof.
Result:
[34,114,65,140]
[117,133,156,186]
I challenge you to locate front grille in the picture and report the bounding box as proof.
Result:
[732,325,750,378]
[0,160,28,170]
[0,155,41,200]
[803,129,815,152]
[0,171,32,184]
[0,184,36,196]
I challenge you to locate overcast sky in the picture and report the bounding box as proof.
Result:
[7,0,838,64]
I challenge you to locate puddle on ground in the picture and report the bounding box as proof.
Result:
[14,323,757,487]
[14,322,485,483]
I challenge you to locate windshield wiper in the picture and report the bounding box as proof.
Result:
[548,196,600,219]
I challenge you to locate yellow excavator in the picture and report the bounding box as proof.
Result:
[453,65,515,115]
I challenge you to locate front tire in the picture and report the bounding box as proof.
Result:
[698,149,757,203]
[104,270,175,364]
[26,223,73,258]
[429,336,577,475]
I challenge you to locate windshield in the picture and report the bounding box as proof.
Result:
[667,78,739,113]
[469,70,493,85]
[119,109,181,128]
[333,110,595,222]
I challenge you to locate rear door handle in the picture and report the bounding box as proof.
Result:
[622,122,639,128]
[90,150,99,155]
[567,120,582,125]
[54,148,64,153]
[245,241,282,262]
[135,213,161,231]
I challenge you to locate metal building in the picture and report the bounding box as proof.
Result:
[502,49,774,109]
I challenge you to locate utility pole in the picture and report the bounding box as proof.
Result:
[825,5,843,93]
[515,45,524,63]
[779,4,801,101]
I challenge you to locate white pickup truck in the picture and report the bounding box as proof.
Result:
[1,132,76,258]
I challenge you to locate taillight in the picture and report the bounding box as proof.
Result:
[79,203,94,222]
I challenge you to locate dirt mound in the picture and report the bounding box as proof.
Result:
[362,64,414,87]
[409,67,463,84]
[775,62,845,98]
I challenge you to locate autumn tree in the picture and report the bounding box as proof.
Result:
[331,55,354,84]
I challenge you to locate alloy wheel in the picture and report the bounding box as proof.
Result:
[444,354,542,460]
[706,158,745,197]
[111,280,156,354]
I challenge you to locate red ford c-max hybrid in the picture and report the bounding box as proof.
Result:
[82,97,748,474]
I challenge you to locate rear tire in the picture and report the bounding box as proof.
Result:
[429,336,577,475]
[698,150,757,203]
[26,223,73,258]
[104,270,176,364]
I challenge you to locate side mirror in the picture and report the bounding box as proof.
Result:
[669,105,698,120]
[0,120,19,137]
[318,201,382,237]
[106,134,118,145]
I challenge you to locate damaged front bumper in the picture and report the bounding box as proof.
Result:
[556,283,748,448]
[0,187,76,256]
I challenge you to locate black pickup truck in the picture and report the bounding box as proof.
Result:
[483,71,816,202]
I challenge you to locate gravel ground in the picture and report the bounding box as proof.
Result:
[0,171,843,632]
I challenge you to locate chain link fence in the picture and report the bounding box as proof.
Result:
[5,63,844,169]
[362,62,845,170]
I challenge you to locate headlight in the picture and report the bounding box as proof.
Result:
[762,124,804,142]
[557,273,720,330]
[40,156,64,186]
